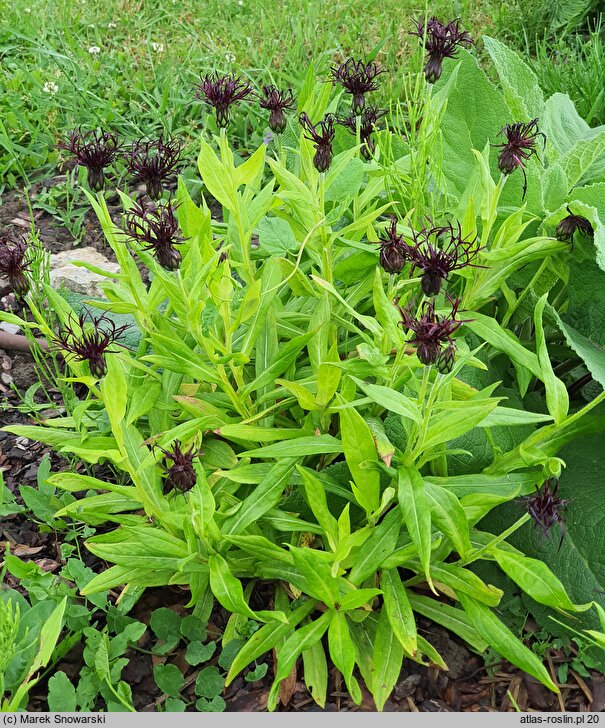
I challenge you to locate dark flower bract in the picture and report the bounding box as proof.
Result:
[555,207,594,241]
[157,440,202,492]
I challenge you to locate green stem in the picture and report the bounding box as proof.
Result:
[502,258,549,327]
[460,513,531,566]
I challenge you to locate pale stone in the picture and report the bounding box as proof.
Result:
[49,247,120,297]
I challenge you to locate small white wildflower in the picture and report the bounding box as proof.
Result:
[225,52,236,64]
[238,0,243,5]
[88,45,101,55]
[24,6,31,12]
[108,22,117,29]
[43,81,59,95]
[151,41,164,53]
[88,23,95,28]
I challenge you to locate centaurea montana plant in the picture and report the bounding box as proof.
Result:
[493,118,546,200]
[330,58,385,114]
[411,16,473,83]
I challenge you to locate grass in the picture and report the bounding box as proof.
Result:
[0,0,504,190]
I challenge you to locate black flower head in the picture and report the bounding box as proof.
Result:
[0,233,30,297]
[196,72,253,128]
[376,216,407,274]
[258,85,295,134]
[124,199,184,271]
[330,58,385,115]
[126,138,182,200]
[60,128,121,191]
[493,118,546,200]
[522,478,570,548]
[405,221,485,296]
[555,206,594,242]
[299,112,336,173]
[396,294,471,367]
[337,105,387,159]
[52,310,131,378]
[157,440,202,492]
[412,17,473,83]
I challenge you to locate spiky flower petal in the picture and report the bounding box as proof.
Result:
[126,138,182,200]
[493,118,545,200]
[298,112,335,173]
[157,440,202,492]
[412,17,473,83]
[396,295,470,367]
[60,128,121,191]
[376,217,407,274]
[522,478,569,547]
[0,234,30,296]
[404,221,484,296]
[52,310,130,378]
[258,85,295,134]
[337,105,387,159]
[196,72,253,128]
[330,58,385,114]
[123,199,184,270]
[555,207,593,241]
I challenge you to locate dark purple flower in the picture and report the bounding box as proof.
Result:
[157,440,202,492]
[493,118,545,200]
[412,17,473,83]
[396,294,470,367]
[195,72,253,128]
[123,199,184,271]
[60,128,121,191]
[258,85,295,134]
[52,310,131,378]
[126,138,182,200]
[376,217,407,274]
[522,478,570,548]
[404,221,485,296]
[330,58,385,114]
[299,112,335,173]
[555,207,593,241]
[0,234,30,296]
[337,105,387,159]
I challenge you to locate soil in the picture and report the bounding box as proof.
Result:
[0,183,603,713]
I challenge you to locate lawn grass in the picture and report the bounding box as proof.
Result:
[1,0,504,189]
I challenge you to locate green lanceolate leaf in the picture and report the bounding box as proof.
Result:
[239,436,342,459]
[225,598,317,685]
[397,467,433,590]
[491,548,590,612]
[209,554,287,624]
[339,396,381,513]
[302,639,328,709]
[407,592,488,653]
[381,568,417,655]
[268,612,332,711]
[328,612,362,704]
[457,593,558,693]
[222,458,297,535]
[296,465,339,550]
[534,294,569,424]
[350,377,422,425]
[371,606,404,711]
[424,482,472,558]
[348,508,402,586]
